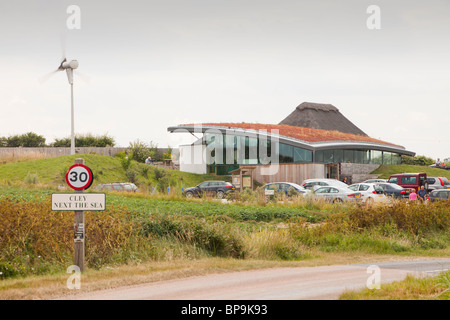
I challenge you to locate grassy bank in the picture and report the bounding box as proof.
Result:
[340,270,450,300]
[1,187,449,281]
[1,158,449,299]
[0,154,230,192]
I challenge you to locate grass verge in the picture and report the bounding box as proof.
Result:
[340,270,450,300]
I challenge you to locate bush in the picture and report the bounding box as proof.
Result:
[52,134,115,147]
[127,140,156,163]
[290,200,450,252]
[24,173,40,185]
[401,155,434,166]
[139,214,245,258]
[125,169,138,184]
[0,132,46,147]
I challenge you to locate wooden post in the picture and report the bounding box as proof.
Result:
[74,158,85,272]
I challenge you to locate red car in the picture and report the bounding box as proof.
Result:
[388,173,427,192]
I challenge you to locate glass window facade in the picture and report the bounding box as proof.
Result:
[205,133,404,174]
[315,149,402,165]
[205,133,313,174]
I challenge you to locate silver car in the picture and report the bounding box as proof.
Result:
[301,178,349,190]
[348,183,387,204]
[363,179,387,183]
[306,186,362,203]
[426,177,450,192]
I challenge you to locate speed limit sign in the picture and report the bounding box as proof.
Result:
[65,164,94,190]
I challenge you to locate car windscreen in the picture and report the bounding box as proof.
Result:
[389,177,398,184]
[387,184,404,190]
[439,191,450,199]
[374,186,384,194]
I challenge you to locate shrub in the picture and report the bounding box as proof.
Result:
[401,155,434,166]
[24,173,40,185]
[52,133,115,147]
[127,140,157,163]
[117,153,133,170]
[289,200,450,252]
[125,169,138,184]
[139,214,245,258]
[244,229,307,260]
[1,132,46,147]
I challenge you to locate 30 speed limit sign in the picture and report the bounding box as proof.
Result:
[65,164,94,190]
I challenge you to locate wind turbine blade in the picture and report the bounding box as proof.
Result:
[39,69,61,84]
[75,70,91,84]
[60,34,66,62]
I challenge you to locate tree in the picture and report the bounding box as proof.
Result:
[401,155,434,166]
[127,139,157,163]
[51,134,115,147]
[21,132,46,147]
[4,132,46,147]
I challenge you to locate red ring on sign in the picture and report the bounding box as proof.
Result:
[65,164,94,190]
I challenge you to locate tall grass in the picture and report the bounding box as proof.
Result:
[290,200,450,253]
[0,198,151,278]
[0,152,48,165]
[1,192,449,280]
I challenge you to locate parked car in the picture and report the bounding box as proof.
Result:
[306,186,362,203]
[375,183,411,199]
[387,173,427,192]
[427,189,450,201]
[263,182,308,200]
[93,182,139,192]
[426,177,450,192]
[301,178,349,190]
[363,179,387,183]
[183,181,236,199]
[348,183,387,204]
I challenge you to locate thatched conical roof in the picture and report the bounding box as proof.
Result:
[279,102,367,136]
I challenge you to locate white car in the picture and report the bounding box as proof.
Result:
[301,178,349,190]
[307,186,363,203]
[348,183,387,204]
[363,179,387,183]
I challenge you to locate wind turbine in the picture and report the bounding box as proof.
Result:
[41,51,82,155]
[61,58,79,155]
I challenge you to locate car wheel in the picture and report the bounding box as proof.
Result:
[333,198,343,204]
[217,190,225,199]
[185,191,194,198]
[365,197,374,205]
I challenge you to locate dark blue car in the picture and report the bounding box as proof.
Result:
[183,181,236,199]
[376,183,410,199]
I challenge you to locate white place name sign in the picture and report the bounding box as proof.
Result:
[52,193,106,211]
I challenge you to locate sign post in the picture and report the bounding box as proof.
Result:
[52,158,105,273]
[73,158,86,272]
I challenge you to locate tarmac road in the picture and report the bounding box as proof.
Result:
[63,258,450,300]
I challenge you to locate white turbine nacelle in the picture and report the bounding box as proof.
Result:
[62,60,79,70]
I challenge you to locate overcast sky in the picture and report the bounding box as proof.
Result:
[0,0,449,159]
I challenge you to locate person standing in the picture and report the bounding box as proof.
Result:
[417,185,427,201]
[409,189,417,201]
